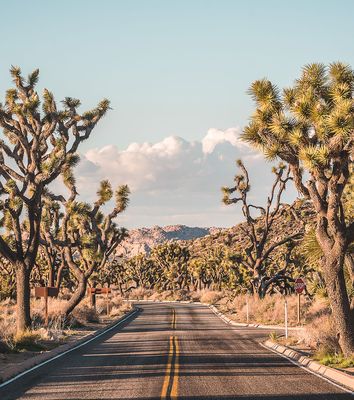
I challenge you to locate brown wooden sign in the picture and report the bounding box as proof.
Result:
[87,287,111,295]
[34,286,59,326]
[35,286,59,298]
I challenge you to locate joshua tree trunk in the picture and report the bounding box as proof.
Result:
[16,264,31,332]
[345,253,354,309]
[61,273,88,317]
[323,251,354,356]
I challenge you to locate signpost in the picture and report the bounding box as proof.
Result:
[35,286,59,326]
[294,277,306,325]
[87,287,112,315]
[284,296,288,339]
[246,293,249,324]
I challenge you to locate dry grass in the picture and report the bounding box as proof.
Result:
[220,293,315,326]
[199,290,223,305]
[0,291,132,353]
[125,287,339,354]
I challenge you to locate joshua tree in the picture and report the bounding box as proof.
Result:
[222,160,303,298]
[96,256,128,294]
[241,62,354,355]
[42,179,129,317]
[0,256,16,300]
[201,246,233,291]
[150,243,190,290]
[125,254,158,290]
[0,66,110,332]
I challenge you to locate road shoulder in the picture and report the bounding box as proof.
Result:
[0,308,138,387]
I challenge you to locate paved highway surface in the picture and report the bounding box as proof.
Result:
[0,302,352,399]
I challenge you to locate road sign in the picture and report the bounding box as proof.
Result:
[87,287,111,295]
[294,278,306,294]
[35,286,59,298]
[34,286,59,326]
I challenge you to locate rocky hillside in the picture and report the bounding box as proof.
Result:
[181,199,315,260]
[117,200,315,260]
[118,225,223,257]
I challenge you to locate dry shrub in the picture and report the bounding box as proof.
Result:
[155,290,174,300]
[199,290,223,305]
[173,290,191,301]
[190,291,202,302]
[224,294,312,326]
[299,313,338,351]
[72,304,99,324]
[110,301,132,318]
[148,291,163,301]
[295,299,339,351]
[0,298,17,346]
[110,294,124,308]
[12,330,44,351]
[129,287,149,300]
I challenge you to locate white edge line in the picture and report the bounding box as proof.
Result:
[260,342,354,395]
[209,302,354,395]
[0,309,138,389]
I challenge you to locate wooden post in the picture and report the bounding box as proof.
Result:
[246,294,249,324]
[92,293,96,310]
[106,289,109,316]
[44,287,48,327]
[297,293,301,325]
[284,296,288,339]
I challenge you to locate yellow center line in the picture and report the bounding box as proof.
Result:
[161,336,174,399]
[161,336,180,399]
[161,309,179,399]
[170,336,179,399]
[171,308,176,330]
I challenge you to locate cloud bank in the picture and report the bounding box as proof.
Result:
[75,128,295,228]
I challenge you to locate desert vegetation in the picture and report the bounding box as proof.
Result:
[0,66,131,358]
[0,63,353,364]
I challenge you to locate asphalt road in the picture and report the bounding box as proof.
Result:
[0,302,352,400]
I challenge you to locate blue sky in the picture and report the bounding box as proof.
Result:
[1,1,353,227]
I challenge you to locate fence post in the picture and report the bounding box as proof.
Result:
[284,296,288,339]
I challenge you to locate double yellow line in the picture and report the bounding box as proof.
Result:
[161,309,179,399]
[171,308,176,330]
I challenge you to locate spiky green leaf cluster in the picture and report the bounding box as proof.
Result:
[241,62,354,172]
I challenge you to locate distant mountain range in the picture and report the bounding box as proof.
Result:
[117,225,223,257]
[117,201,315,260]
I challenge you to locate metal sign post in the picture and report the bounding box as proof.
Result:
[284,296,288,339]
[294,277,306,326]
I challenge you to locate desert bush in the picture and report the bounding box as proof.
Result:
[12,331,45,351]
[200,290,223,305]
[129,287,149,300]
[225,294,312,326]
[190,291,202,302]
[148,291,163,301]
[110,302,132,317]
[72,305,99,324]
[314,347,354,368]
[173,289,191,301]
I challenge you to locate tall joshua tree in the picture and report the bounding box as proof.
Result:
[151,243,190,290]
[42,178,129,317]
[0,66,110,332]
[222,160,303,297]
[241,63,354,355]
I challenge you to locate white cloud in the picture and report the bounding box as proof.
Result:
[201,127,247,154]
[75,128,296,228]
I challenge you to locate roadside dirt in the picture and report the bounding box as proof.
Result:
[0,318,115,382]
